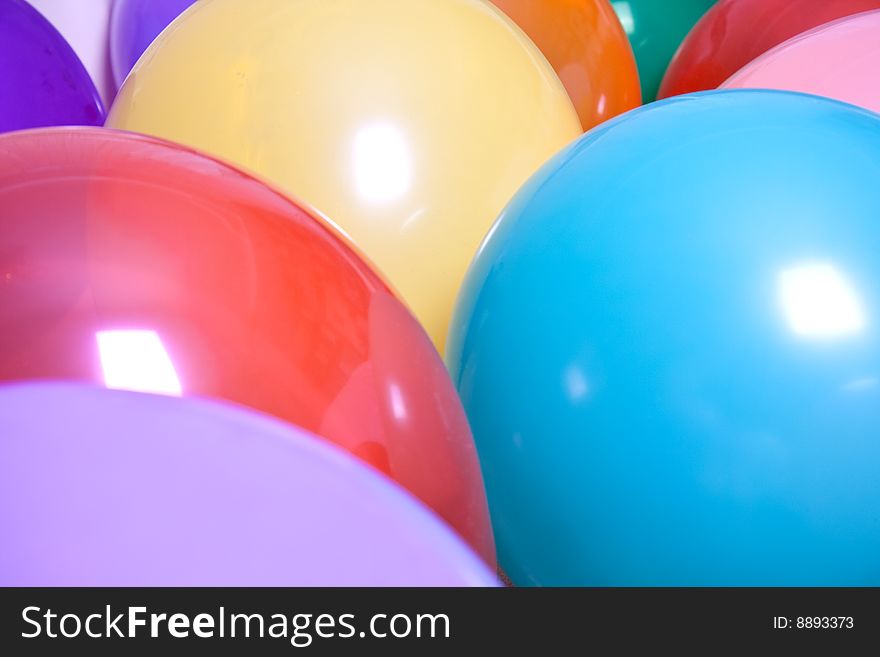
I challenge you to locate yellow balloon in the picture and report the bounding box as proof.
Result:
[107,0,580,351]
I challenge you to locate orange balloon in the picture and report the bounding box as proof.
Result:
[491,0,641,130]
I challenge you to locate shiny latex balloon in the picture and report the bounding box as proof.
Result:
[659,0,880,98]
[723,11,880,114]
[110,0,197,89]
[27,0,116,106]
[106,0,581,352]
[0,383,500,587]
[0,127,494,565]
[610,0,715,101]
[0,0,104,132]
[448,90,880,585]
[489,0,640,130]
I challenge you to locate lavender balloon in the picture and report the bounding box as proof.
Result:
[0,0,104,132]
[110,0,197,88]
[0,383,499,587]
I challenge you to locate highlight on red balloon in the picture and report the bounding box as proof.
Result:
[0,127,495,567]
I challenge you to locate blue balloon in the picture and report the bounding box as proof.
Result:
[448,90,880,586]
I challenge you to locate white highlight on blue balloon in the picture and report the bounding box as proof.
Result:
[778,263,866,339]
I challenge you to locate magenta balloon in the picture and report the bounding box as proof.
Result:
[110,0,197,88]
[0,383,499,587]
[0,0,104,132]
[722,10,880,114]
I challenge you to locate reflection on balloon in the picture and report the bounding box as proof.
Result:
[777,264,866,339]
[95,329,183,396]
[0,127,494,565]
[0,383,499,586]
[448,90,880,585]
[613,2,634,31]
[106,0,582,351]
[352,123,413,204]
[563,366,591,403]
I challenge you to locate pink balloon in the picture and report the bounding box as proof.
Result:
[722,10,880,114]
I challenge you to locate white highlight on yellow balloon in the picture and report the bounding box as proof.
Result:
[353,123,413,204]
[105,0,581,352]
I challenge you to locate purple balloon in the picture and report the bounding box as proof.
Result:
[0,0,104,132]
[110,0,196,88]
[0,383,499,586]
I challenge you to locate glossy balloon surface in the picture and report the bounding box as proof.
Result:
[490,0,640,130]
[723,11,880,115]
[0,127,493,564]
[0,0,104,132]
[110,0,197,88]
[610,0,715,101]
[106,0,581,352]
[0,383,499,586]
[449,91,880,585]
[660,0,880,98]
[27,0,116,105]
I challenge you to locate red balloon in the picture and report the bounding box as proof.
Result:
[658,0,880,98]
[0,127,494,565]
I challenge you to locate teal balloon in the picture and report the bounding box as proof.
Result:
[611,0,716,101]
[448,91,880,586]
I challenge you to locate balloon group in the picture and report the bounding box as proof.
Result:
[723,11,880,115]
[0,127,493,564]
[611,0,716,101]
[5,0,879,592]
[0,383,499,586]
[0,0,104,132]
[448,90,880,585]
[490,0,641,130]
[110,0,197,89]
[660,0,880,98]
[106,0,581,351]
[26,0,116,106]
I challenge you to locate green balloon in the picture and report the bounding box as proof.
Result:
[611,0,716,102]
